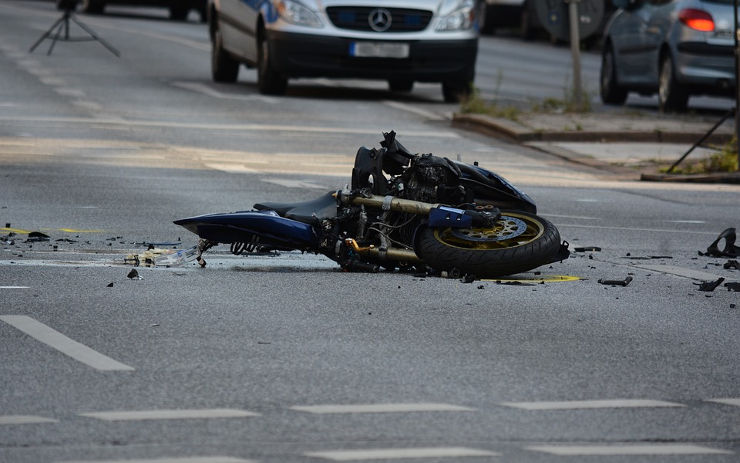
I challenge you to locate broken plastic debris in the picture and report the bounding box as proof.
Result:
[695,278,725,292]
[703,228,740,258]
[126,269,141,280]
[26,231,50,242]
[573,246,601,252]
[724,260,739,270]
[598,276,633,287]
[725,282,740,292]
[124,246,198,267]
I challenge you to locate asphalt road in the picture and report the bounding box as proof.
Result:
[1,2,739,462]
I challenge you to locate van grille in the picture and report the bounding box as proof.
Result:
[326,7,433,33]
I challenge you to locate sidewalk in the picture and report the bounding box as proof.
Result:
[452,110,740,184]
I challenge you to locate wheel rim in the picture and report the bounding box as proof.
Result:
[434,213,545,250]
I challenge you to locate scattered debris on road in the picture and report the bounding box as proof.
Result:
[26,232,50,242]
[573,246,601,252]
[725,282,740,292]
[702,228,739,257]
[124,246,198,267]
[127,269,141,280]
[724,260,739,270]
[598,276,633,287]
[695,278,725,292]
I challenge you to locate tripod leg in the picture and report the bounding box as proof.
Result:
[47,19,67,56]
[666,108,734,173]
[70,16,120,57]
[29,16,65,53]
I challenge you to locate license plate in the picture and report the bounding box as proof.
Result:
[350,42,409,59]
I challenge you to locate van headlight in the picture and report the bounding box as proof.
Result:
[436,0,476,31]
[276,0,323,28]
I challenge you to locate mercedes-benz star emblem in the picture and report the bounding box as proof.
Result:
[368,8,392,32]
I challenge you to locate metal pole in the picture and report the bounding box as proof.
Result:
[735,0,739,170]
[567,0,582,107]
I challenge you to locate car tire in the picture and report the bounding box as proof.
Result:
[479,3,494,34]
[257,35,287,95]
[658,54,688,112]
[170,5,189,21]
[520,2,535,40]
[211,28,239,83]
[80,0,105,14]
[442,80,471,103]
[600,45,627,105]
[388,79,414,93]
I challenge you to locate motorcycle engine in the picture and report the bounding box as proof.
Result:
[398,154,469,205]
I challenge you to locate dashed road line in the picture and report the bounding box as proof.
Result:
[0,315,134,371]
[0,415,58,425]
[381,100,445,121]
[304,447,498,461]
[559,223,718,235]
[58,457,254,463]
[706,398,740,407]
[500,399,686,410]
[78,409,260,421]
[527,444,732,456]
[172,81,278,104]
[0,286,30,289]
[290,403,474,414]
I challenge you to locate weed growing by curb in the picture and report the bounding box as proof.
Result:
[659,137,739,174]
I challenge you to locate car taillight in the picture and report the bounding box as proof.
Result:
[678,9,715,32]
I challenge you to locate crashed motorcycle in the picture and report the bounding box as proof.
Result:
[175,131,568,278]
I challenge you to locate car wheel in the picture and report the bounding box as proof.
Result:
[211,28,239,83]
[442,80,471,103]
[388,79,414,93]
[600,45,627,105]
[170,5,189,21]
[520,2,535,40]
[80,0,105,14]
[257,35,287,95]
[658,54,688,112]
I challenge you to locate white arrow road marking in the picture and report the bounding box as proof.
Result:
[78,409,260,421]
[500,399,685,410]
[305,447,498,461]
[291,403,474,414]
[527,444,732,456]
[0,315,134,371]
[707,398,740,407]
[0,415,58,425]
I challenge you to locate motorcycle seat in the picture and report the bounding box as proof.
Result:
[254,192,337,225]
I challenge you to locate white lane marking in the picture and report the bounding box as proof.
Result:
[527,444,732,456]
[0,116,459,138]
[55,88,87,98]
[0,415,58,425]
[382,100,445,121]
[575,199,600,202]
[500,399,685,410]
[0,315,134,371]
[707,398,740,407]
[203,162,258,174]
[559,223,718,235]
[291,403,475,414]
[262,179,326,189]
[304,447,498,461]
[39,77,66,86]
[172,81,278,104]
[666,220,706,224]
[78,409,260,421]
[58,457,254,463]
[0,286,30,289]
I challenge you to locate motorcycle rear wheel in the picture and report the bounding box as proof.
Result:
[415,211,562,278]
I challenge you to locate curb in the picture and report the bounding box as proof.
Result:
[452,112,734,144]
[640,172,740,184]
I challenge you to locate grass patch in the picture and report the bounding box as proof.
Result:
[659,137,739,174]
[460,87,521,122]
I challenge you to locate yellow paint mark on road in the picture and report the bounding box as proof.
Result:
[1,227,31,234]
[56,228,104,233]
[483,275,581,283]
[1,228,104,234]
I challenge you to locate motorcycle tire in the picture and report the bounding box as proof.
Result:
[415,211,562,278]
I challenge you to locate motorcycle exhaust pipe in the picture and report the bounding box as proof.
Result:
[345,238,422,264]
[337,192,439,215]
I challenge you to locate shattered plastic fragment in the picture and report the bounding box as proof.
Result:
[127,269,141,280]
[598,276,633,287]
[725,282,740,292]
[573,246,601,252]
[26,231,50,242]
[695,278,725,292]
[704,228,740,257]
[724,260,739,270]
[124,246,198,267]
